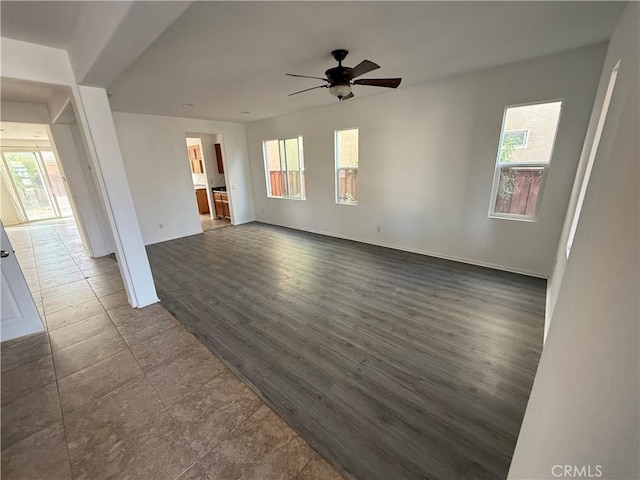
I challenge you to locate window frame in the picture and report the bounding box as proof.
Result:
[334,128,359,206]
[502,129,530,149]
[262,136,305,200]
[566,60,620,258]
[488,99,563,222]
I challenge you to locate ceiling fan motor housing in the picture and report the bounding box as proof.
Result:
[325,66,352,86]
[327,49,352,86]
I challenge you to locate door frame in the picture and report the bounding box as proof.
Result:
[184,132,233,226]
[185,137,214,227]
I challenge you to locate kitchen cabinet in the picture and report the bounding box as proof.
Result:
[214,143,224,174]
[213,191,230,219]
[188,145,204,174]
[195,188,209,214]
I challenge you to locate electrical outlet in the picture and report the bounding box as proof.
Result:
[376,225,381,232]
[159,223,163,229]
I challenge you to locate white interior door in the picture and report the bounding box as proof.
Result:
[0,222,44,342]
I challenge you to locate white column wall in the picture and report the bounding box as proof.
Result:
[76,86,158,307]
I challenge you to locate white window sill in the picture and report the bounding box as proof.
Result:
[266,196,306,201]
[488,214,538,223]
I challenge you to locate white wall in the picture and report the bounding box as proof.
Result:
[0,176,22,225]
[47,90,71,124]
[50,123,114,256]
[509,4,639,479]
[1,38,76,86]
[246,44,606,277]
[545,6,633,334]
[0,101,51,124]
[112,112,254,245]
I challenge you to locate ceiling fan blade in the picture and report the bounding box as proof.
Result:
[353,78,402,88]
[350,60,380,78]
[288,85,327,96]
[286,73,328,81]
[341,92,355,101]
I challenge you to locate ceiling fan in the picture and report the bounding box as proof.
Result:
[286,49,402,101]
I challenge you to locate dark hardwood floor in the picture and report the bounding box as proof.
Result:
[147,223,545,480]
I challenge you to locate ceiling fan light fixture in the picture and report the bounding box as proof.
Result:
[329,84,352,99]
[287,50,401,100]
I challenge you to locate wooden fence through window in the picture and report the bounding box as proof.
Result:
[338,168,357,202]
[269,171,302,197]
[495,167,543,216]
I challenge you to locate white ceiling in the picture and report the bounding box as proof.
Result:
[1,78,68,104]
[0,1,87,49]
[0,1,625,124]
[107,1,624,123]
[0,122,50,142]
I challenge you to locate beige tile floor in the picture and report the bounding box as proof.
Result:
[1,218,344,480]
[200,215,231,232]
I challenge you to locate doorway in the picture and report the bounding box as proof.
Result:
[184,134,231,232]
[0,123,72,224]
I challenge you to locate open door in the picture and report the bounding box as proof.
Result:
[0,222,44,341]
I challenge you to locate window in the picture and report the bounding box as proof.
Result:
[502,129,529,149]
[0,149,68,221]
[489,100,562,220]
[566,60,620,258]
[263,137,305,199]
[335,128,358,204]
